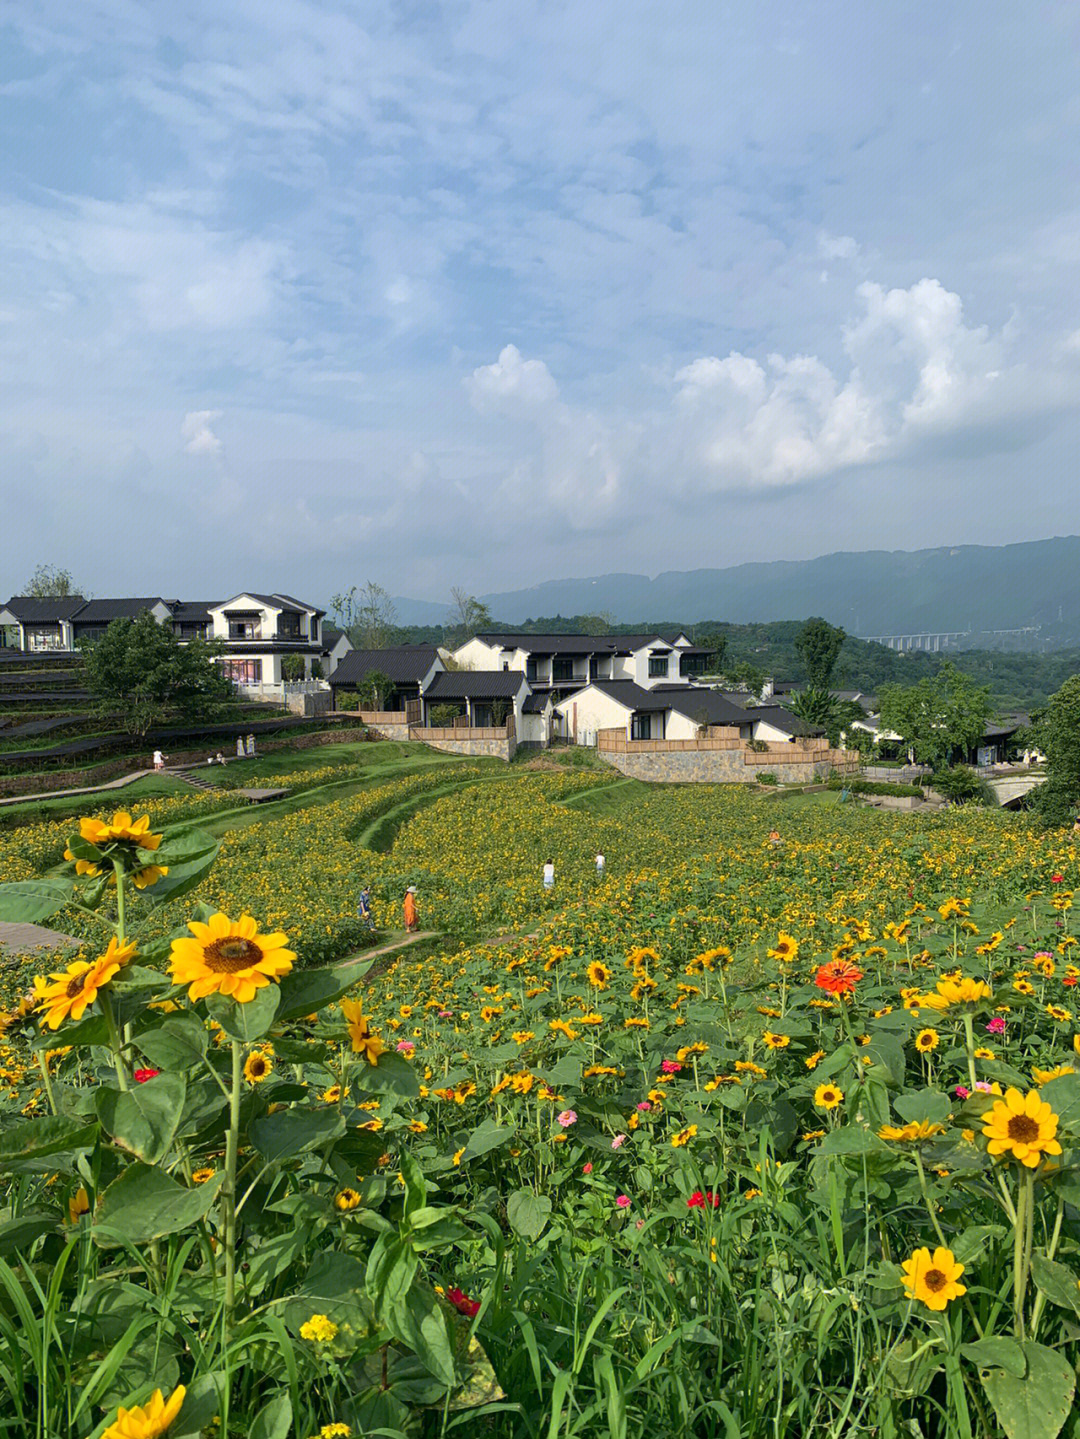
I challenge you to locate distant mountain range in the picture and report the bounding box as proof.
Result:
[392,536,1080,646]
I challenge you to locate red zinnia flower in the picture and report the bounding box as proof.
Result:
[814,959,864,996]
[687,1190,720,1209]
[660,1060,682,1074]
[446,1286,480,1318]
[133,1068,160,1083]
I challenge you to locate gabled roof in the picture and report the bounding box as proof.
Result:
[659,687,757,727]
[331,646,440,686]
[740,704,824,738]
[424,670,526,701]
[321,625,350,650]
[72,598,168,623]
[170,602,217,623]
[273,592,325,616]
[472,630,690,657]
[3,595,87,622]
[522,691,552,713]
[571,679,673,712]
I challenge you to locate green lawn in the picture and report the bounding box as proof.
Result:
[0,774,192,825]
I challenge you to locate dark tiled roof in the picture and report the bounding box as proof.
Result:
[522,692,550,713]
[331,646,440,686]
[475,631,685,657]
[273,592,325,616]
[3,595,87,621]
[660,687,756,727]
[576,679,673,712]
[321,625,349,650]
[424,670,526,700]
[741,704,823,738]
[170,602,217,622]
[72,598,167,623]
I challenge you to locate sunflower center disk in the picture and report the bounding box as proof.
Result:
[65,973,88,999]
[924,1269,947,1293]
[1007,1115,1040,1143]
[205,938,263,973]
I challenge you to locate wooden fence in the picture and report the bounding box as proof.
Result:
[597,727,741,753]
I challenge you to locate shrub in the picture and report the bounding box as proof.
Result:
[755,770,779,785]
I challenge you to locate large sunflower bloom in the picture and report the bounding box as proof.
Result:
[935,976,993,1008]
[767,933,799,964]
[101,1383,185,1439]
[341,998,384,1064]
[168,913,294,1003]
[79,810,163,852]
[34,949,127,1030]
[983,1087,1063,1168]
[900,1247,966,1311]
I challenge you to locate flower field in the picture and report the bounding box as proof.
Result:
[2,769,1080,1438]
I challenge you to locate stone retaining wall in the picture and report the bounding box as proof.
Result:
[416,732,516,761]
[599,747,856,785]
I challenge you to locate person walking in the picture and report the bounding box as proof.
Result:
[595,851,605,877]
[543,859,555,892]
[152,749,165,772]
[236,736,245,760]
[403,885,419,933]
[357,886,375,932]
[246,733,256,757]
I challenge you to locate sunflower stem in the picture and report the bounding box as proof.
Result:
[98,989,129,1091]
[223,1037,242,1332]
[36,1050,58,1116]
[913,1148,949,1249]
[960,1012,978,1090]
[112,861,127,946]
[1012,1169,1029,1339]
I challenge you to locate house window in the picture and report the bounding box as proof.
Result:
[277,616,303,640]
[648,655,668,678]
[630,713,652,740]
[680,653,708,677]
[228,620,260,640]
[552,658,575,682]
[220,658,261,687]
[526,659,538,681]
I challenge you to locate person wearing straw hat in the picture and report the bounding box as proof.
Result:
[403,886,419,933]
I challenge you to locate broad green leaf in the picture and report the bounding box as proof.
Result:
[284,1249,376,1337]
[980,1340,1075,1439]
[0,1212,57,1257]
[31,1013,109,1051]
[507,1189,552,1240]
[0,879,76,924]
[171,1373,227,1439]
[135,1013,209,1070]
[448,1334,507,1412]
[1029,1253,1080,1316]
[387,1286,457,1390]
[962,1337,1027,1378]
[463,1119,515,1160]
[816,1125,889,1157]
[894,1089,951,1125]
[92,1162,224,1247]
[250,1394,292,1439]
[204,984,280,1042]
[277,962,372,1021]
[400,1149,427,1216]
[251,1106,344,1164]
[95,1073,187,1164]
[366,1232,419,1313]
[1038,1072,1080,1130]
[358,1050,420,1098]
[0,1114,98,1166]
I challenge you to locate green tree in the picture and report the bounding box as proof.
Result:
[1031,675,1080,825]
[795,617,846,691]
[281,653,307,682]
[22,564,81,598]
[82,612,232,738]
[448,587,493,645]
[878,663,991,769]
[355,669,393,711]
[788,688,839,742]
[354,582,397,649]
[694,628,727,673]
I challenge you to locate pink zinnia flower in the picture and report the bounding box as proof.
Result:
[660,1060,682,1074]
[985,1018,1006,1035]
[1035,951,1053,960]
[133,1068,159,1084]
[557,1109,577,1128]
[396,1040,415,1053]
[974,1081,993,1093]
[954,1085,970,1099]
[615,1194,631,1209]
[636,1102,652,1112]
[611,1133,628,1149]
[582,1162,593,1175]
[438,1010,453,1018]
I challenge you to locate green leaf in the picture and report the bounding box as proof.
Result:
[95,1073,187,1164]
[30,1013,110,1051]
[0,1114,98,1166]
[251,1106,344,1164]
[204,984,280,1042]
[135,1014,208,1070]
[0,879,76,923]
[284,1249,376,1336]
[387,1286,457,1390]
[1038,1072,1080,1130]
[894,1089,951,1125]
[0,1212,57,1258]
[815,1125,889,1157]
[463,1119,515,1160]
[1029,1254,1080,1316]
[358,1050,420,1098]
[142,832,220,906]
[400,1149,427,1216]
[249,1394,292,1439]
[366,1232,419,1313]
[962,1337,1027,1378]
[92,1162,224,1247]
[171,1373,227,1439]
[277,963,372,1021]
[980,1340,1076,1439]
[506,1189,552,1240]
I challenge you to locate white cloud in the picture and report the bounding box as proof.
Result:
[467,345,560,414]
[181,409,223,456]
[818,232,860,261]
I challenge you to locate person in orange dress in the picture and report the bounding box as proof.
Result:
[403,886,419,932]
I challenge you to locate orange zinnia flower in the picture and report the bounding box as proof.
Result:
[814,959,864,995]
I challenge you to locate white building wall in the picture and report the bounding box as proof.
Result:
[553,686,634,745]
[664,709,700,740]
[452,638,503,669]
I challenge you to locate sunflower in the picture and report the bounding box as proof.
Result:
[34,949,126,1030]
[169,913,294,1003]
[63,846,101,877]
[671,1124,697,1147]
[914,1029,939,1053]
[586,961,611,989]
[937,898,970,921]
[983,1088,1063,1168]
[1046,1005,1073,1023]
[934,976,992,1008]
[804,1050,825,1069]
[814,1083,844,1111]
[243,1051,273,1084]
[900,1247,966,1311]
[1033,1064,1075,1085]
[191,1168,215,1184]
[101,1385,186,1439]
[334,1187,362,1211]
[761,1031,790,1049]
[130,863,169,890]
[79,810,163,852]
[766,933,799,964]
[878,1120,947,1143]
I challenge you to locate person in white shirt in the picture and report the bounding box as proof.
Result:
[543,860,555,891]
[595,852,605,876]
[152,750,165,772]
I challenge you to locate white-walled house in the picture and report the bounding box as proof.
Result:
[320,626,353,676]
[555,680,823,746]
[328,645,444,710]
[420,669,533,732]
[453,631,716,698]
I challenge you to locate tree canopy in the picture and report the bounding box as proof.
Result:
[82,612,233,737]
[795,617,846,691]
[22,564,80,598]
[1030,674,1080,825]
[878,663,991,769]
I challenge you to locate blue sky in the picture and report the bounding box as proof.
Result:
[3,1,1080,609]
